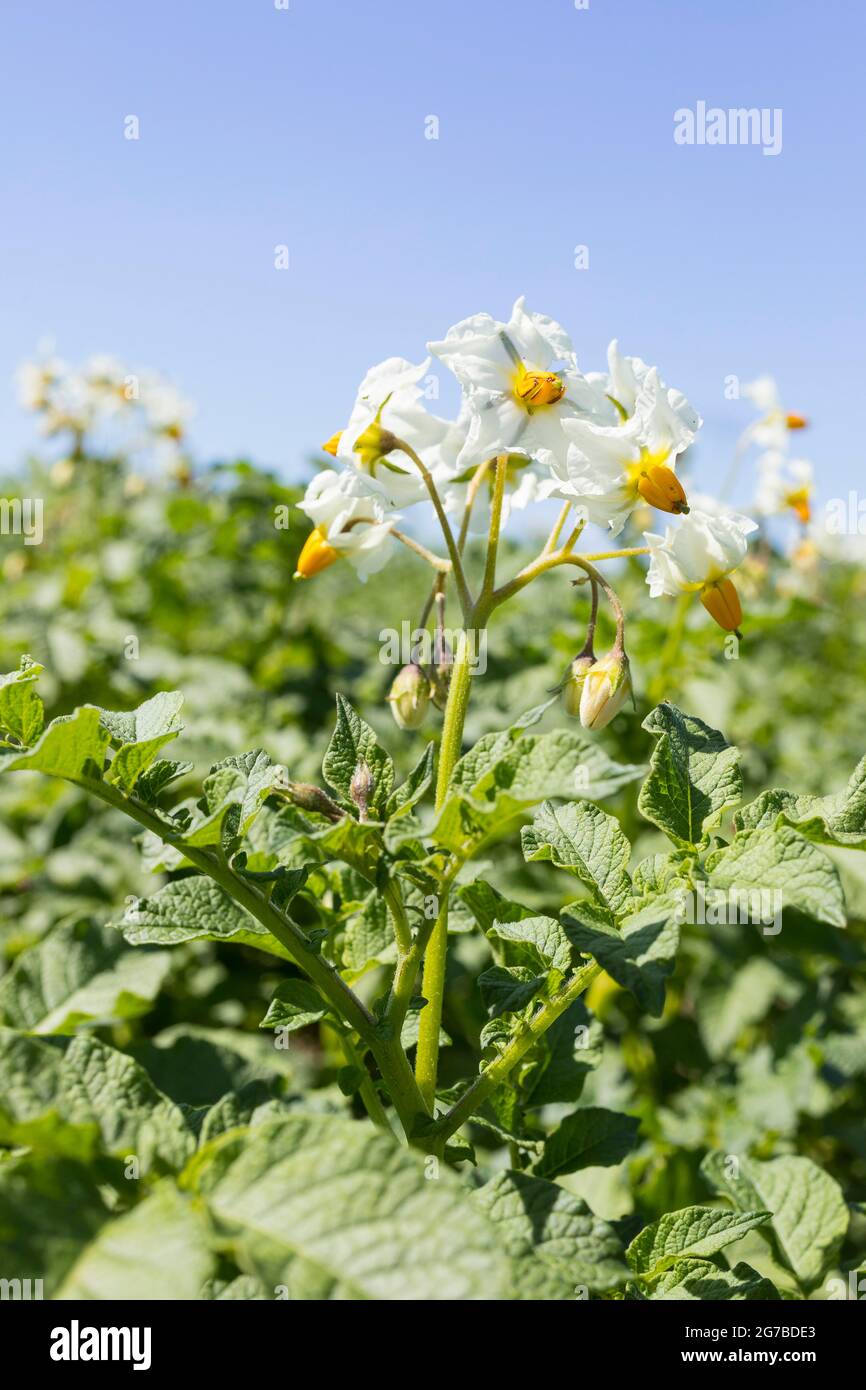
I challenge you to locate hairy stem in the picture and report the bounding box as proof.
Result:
[431,961,602,1144]
[480,455,508,600]
[83,778,430,1136]
[415,630,476,1108]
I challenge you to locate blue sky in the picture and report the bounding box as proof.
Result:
[2,0,864,508]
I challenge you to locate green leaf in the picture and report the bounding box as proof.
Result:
[120,877,298,961]
[627,1205,772,1279]
[99,690,184,792]
[457,880,537,934]
[701,1151,849,1290]
[521,800,632,918]
[340,889,397,976]
[650,1259,780,1301]
[478,965,545,1017]
[56,1182,216,1300]
[0,1155,114,1296]
[259,979,329,1032]
[386,743,435,820]
[534,1106,640,1180]
[734,758,866,849]
[195,750,286,843]
[0,922,171,1034]
[433,713,643,856]
[522,999,603,1108]
[487,914,573,974]
[0,656,44,747]
[706,825,846,928]
[322,695,394,815]
[474,1169,628,1298]
[0,1030,194,1172]
[0,705,109,781]
[638,704,742,848]
[561,899,681,1017]
[182,1113,510,1299]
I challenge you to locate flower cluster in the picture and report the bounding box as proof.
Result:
[741,374,813,529]
[16,352,193,481]
[295,297,771,730]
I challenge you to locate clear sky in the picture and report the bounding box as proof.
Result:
[2,0,864,507]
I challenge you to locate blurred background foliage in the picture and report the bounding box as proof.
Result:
[1,363,865,1274]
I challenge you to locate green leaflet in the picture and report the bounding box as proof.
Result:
[533,1106,640,1179]
[649,1258,780,1301]
[561,898,681,1017]
[181,1113,511,1300]
[120,875,303,961]
[56,1182,216,1300]
[0,705,109,781]
[522,998,603,1108]
[0,655,45,747]
[0,922,171,1034]
[433,709,644,856]
[0,1155,115,1296]
[701,1150,849,1290]
[487,914,574,975]
[706,825,846,928]
[734,757,866,849]
[638,704,742,848]
[322,694,394,814]
[259,978,329,1032]
[627,1205,772,1280]
[0,1030,194,1173]
[474,1169,628,1298]
[521,799,633,919]
[385,742,435,820]
[99,690,185,792]
[478,965,546,1017]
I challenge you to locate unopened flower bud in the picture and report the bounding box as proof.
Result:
[637,462,689,516]
[353,420,399,469]
[579,648,632,731]
[281,781,344,822]
[700,578,743,637]
[562,654,594,717]
[294,526,340,580]
[349,757,375,819]
[387,662,430,730]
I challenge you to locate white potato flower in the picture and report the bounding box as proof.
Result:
[327,357,464,507]
[296,468,398,581]
[755,451,813,523]
[428,296,614,470]
[644,506,758,634]
[546,367,698,534]
[742,376,808,452]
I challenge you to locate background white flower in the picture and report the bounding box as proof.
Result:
[298,468,397,579]
[644,507,757,597]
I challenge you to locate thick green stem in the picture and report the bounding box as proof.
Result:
[415,630,476,1108]
[431,961,602,1144]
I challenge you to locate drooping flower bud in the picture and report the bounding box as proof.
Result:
[294,526,340,580]
[700,578,743,637]
[281,781,344,822]
[387,662,430,731]
[579,647,632,731]
[637,462,689,516]
[562,654,594,717]
[349,757,375,820]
